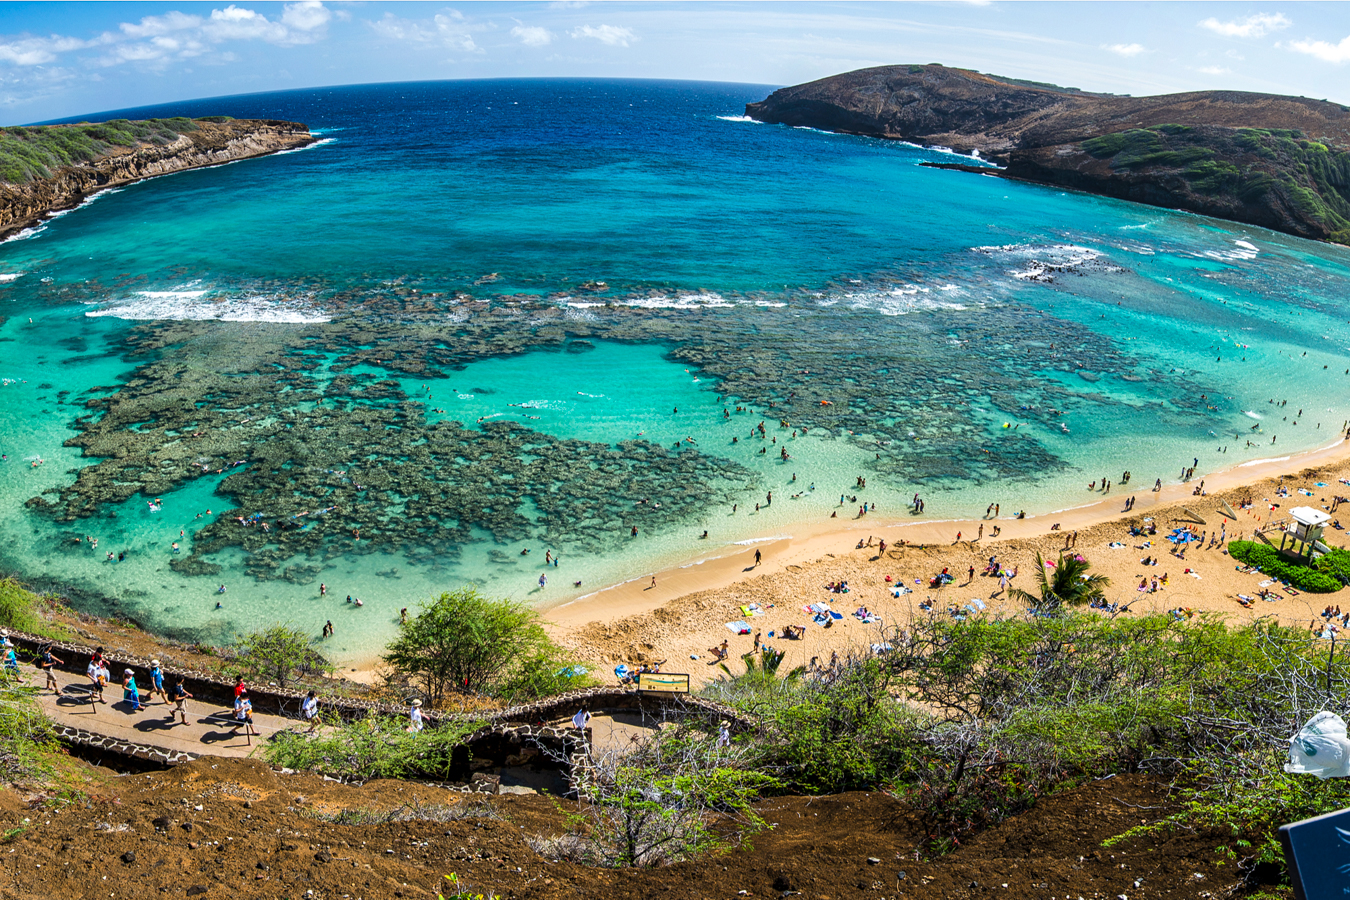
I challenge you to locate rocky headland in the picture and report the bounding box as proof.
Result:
[746,64,1350,245]
[0,117,314,240]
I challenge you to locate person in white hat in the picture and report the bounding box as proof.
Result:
[147,659,168,704]
[408,698,424,733]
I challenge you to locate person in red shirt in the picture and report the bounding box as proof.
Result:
[233,674,247,699]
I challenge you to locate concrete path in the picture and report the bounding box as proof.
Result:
[25,665,299,759]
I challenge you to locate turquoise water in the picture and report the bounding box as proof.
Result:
[2,79,1350,659]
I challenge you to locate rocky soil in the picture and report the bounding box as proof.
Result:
[746,64,1350,245]
[0,118,314,239]
[0,757,1254,900]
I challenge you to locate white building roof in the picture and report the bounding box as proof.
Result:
[1290,506,1332,527]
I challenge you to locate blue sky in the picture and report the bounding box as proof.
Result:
[2,2,1349,123]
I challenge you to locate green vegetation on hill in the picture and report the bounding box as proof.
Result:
[1083,124,1350,244]
[704,606,1350,874]
[0,577,69,640]
[0,117,200,184]
[1228,540,1347,592]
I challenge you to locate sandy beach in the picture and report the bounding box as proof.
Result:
[544,434,1350,685]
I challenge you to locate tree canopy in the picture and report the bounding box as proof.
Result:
[382,587,581,705]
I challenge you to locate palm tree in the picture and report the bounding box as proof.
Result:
[1008,552,1110,612]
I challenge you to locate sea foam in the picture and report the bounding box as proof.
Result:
[86,287,331,324]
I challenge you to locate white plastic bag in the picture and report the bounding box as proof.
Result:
[1286,711,1350,779]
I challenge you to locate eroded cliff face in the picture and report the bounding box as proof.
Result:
[746,65,1350,245]
[0,119,313,239]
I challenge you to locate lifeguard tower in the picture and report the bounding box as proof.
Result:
[1279,506,1332,561]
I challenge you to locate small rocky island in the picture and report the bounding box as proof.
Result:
[0,116,314,239]
[746,64,1350,246]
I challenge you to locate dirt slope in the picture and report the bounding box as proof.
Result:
[1,758,1256,899]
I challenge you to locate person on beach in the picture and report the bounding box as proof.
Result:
[754,549,762,566]
[233,689,258,741]
[302,690,319,733]
[571,706,592,731]
[37,644,61,694]
[148,659,168,704]
[170,679,193,726]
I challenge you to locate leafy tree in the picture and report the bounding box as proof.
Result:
[236,624,329,689]
[1008,552,1110,611]
[382,587,557,704]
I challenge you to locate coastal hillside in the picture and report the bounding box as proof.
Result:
[0,117,313,238]
[746,64,1350,245]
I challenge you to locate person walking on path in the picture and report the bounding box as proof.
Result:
[122,668,142,712]
[571,706,592,732]
[408,698,424,733]
[86,656,106,706]
[37,644,62,694]
[170,679,193,726]
[233,674,247,700]
[233,689,258,742]
[2,643,21,683]
[147,659,168,704]
[302,690,319,733]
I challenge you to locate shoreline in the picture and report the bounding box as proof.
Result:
[542,432,1350,634]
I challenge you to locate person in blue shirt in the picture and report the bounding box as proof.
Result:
[148,659,168,704]
[2,646,21,683]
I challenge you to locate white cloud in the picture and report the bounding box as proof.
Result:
[1103,43,1146,58]
[1199,13,1291,39]
[368,10,482,52]
[1285,34,1350,64]
[0,35,87,66]
[511,26,553,48]
[281,1,332,35]
[569,24,636,47]
[1198,65,1232,75]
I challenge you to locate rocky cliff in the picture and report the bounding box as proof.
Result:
[746,65,1350,245]
[0,118,314,239]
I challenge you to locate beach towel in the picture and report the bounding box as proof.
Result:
[829,611,844,620]
[812,613,830,626]
[1259,580,1274,587]
[725,621,751,634]
[741,603,765,617]
[1238,594,1255,602]
[1108,542,1125,549]
[968,598,987,611]
[870,642,894,654]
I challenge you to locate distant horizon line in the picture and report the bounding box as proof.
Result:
[33,75,787,127]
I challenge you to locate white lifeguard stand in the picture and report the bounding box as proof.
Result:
[1283,506,1331,561]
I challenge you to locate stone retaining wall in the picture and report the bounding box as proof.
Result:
[53,724,199,766]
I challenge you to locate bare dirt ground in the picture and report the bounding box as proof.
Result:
[0,757,1248,900]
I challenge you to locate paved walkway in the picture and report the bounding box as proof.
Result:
[26,665,298,759]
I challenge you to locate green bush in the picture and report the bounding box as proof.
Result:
[1228,541,1344,592]
[262,712,481,782]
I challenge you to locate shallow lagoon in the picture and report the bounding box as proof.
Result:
[1,79,1349,659]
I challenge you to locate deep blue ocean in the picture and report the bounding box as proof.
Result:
[2,78,1349,658]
